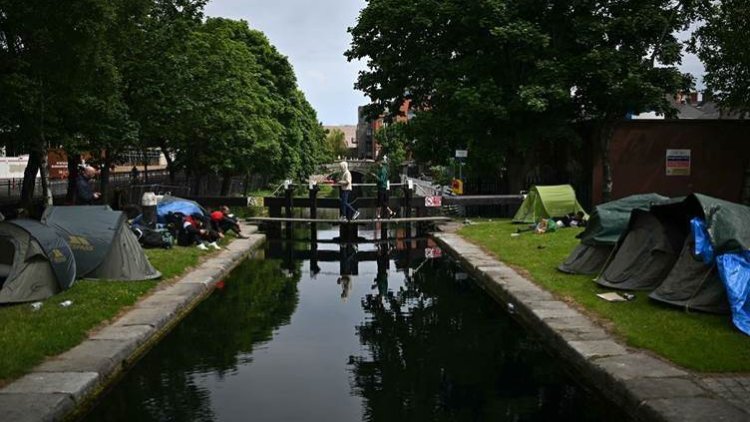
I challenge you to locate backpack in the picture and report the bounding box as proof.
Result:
[132,227,173,249]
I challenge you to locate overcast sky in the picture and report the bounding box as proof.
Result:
[205,0,367,125]
[204,1,706,125]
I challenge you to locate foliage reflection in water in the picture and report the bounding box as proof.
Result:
[83,229,621,422]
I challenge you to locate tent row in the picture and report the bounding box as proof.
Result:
[0,206,160,304]
[559,193,750,325]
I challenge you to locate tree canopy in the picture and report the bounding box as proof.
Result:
[348,0,699,198]
[691,0,750,115]
[0,0,329,205]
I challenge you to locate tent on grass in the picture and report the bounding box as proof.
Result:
[131,195,207,226]
[512,185,587,224]
[647,194,748,315]
[0,219,76,304]
[595,209,686,290]
[42,206,161,280]
[558,193,670,275]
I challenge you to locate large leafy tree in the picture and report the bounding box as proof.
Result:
[347,0,575,191]
[119,0,206,184]
[691,0,750,115]
[561,0,696,201]
[0,0,125,207]
[348,0,697,199]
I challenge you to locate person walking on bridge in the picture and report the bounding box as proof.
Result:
[375,156,396,219]
[339,161,359,221]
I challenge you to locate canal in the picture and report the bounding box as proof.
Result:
[83,227,621,421]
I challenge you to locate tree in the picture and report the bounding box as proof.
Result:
[691,0,750,115]
[348,0,697,199]
[560,0,696,201]
[326,128,350,159]
[0,0,126,208]
[374,122,410,176]
[347,0,576,191]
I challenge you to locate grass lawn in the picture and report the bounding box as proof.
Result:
[0,241,230,385]
[460,220,750,373]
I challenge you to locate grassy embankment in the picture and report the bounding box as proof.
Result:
[0,234,239,385]
[460,220,750,373]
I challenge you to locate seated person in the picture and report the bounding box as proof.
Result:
[177,214,221,250]
[210,205,246,238]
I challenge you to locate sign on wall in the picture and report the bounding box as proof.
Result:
[666,149,691,176]
[424,196,442,207]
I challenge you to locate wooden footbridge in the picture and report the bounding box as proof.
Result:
[248,180,522,241]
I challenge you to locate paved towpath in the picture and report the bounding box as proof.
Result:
[0,225,264,422]
[434,229,750,422]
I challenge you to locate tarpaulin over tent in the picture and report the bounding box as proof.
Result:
[512,185,587,224]
[154,196,206,224]
[0,220,76,304]
[558,194,670,275]
[42,206,160,280]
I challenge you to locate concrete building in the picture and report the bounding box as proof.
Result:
[356,100,413,159]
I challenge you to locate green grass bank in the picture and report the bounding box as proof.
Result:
[0,240,232,385]
[459,220,750,373]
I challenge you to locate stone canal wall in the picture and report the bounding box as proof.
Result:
[0,226,265,422]
[433,232,749,422]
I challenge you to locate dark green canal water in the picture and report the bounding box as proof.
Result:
[83,228,620,421]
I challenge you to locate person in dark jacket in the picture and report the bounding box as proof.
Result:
[76,166,100,205]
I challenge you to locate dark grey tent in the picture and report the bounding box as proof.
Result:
[647,195,736,314]
[559,193,670,275]
[42,206,160,280]
[0,219,76,304]
[649,231,729,314]
[596,209,686,291]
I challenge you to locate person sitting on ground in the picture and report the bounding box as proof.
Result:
[210,205,247,238]
[374,156,396,219]
[177,214,221,250]
[76,166,101,205]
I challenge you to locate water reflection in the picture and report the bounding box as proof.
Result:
[83,259,301,422]
[83,228,621,422]
[350,260,615,421]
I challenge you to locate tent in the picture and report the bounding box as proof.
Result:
[512,185,587,224]
[648,194,749,316]
[558,193,670,275]
[595,209,685,290]
[649,230,729,314]
[153,195,206,224]
[0,219,76,304]
[42,206,161,280]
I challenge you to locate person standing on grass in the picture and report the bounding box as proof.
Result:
[375,156,396,219]
[339,161,359,221]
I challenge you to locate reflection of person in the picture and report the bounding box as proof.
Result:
[375,157,395,219]
[338,161,359,221]
[337,275,352,302]
[76,166,101,205]
[374,243,389,297]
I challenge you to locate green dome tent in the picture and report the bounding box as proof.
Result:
[0,219,76,304]
[512,185,587,224]
[42,206,160,281]
[558,193,670,275]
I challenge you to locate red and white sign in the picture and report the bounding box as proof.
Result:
[424,196,442,207]
[425,247,442,259]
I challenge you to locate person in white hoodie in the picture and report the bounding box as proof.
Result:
[338,161,360,220]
